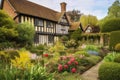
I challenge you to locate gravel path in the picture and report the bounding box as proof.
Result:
[81,61,103,80]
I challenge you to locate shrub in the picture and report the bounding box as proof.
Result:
[109,30,120,50]
[65,39,78,48]
[114,54,120,63]
[75,50,89,57]
[84,45,99,52]
[85,55,101,65]
[99,62,120,80]
[103,52,116,62]
[101,18,120,32]
[11,49,32,69]
[0,64,54,80]
[115,43,120,52]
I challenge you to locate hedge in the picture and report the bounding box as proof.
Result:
[101,18,120,32]
[109,31,120,50]
[99,62,120,80]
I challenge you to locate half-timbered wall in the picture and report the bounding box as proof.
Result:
[19,14,69,45]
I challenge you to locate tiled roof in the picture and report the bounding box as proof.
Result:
[8,0,62,22]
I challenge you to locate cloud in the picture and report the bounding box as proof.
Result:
[28,0,115,19]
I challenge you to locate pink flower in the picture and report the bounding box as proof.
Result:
[67,61,72,65]
[58,64,63,71]
[70,57,75,62]
[71,68,77,73]
[74,61,78,65]
[62,56,67,60]
[64,64,68,69]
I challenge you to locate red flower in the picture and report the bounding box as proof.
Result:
[58,64,63,71]
[64,64,68,69]
[67,61,72,65]
[43,53,48,57]
[74,61,78,65]
[71,68,77,73]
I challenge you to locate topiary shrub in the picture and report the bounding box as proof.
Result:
[99,62,120,80]
[115,43,120,52]
[109,30,120,50]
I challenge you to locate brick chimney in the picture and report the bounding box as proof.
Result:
[60,2,67,12]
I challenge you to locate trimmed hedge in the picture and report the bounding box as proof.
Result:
[99,62,120,80]
[109,31,120,50]
[101,18,120,32]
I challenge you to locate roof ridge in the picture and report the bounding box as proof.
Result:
[27,0,59,13]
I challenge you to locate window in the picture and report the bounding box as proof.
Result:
[34,18,44,27]
[48,35,54,43]
[46,21,54,28]
[34,33,39,43]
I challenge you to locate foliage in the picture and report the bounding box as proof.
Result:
[60,36,69,43]
[70,28,82,41]
[103,52,116,62]
[0,64,54,80]
[85,55,101,65]
[80,14,98,28]
[109,30,120,50]
[114,54,120,63]
[28,44,46,55]
[67,9,82,22]
[99,62,120,80]
[75,50,89,57]
[16,22,35,47]
[49,41,65,53]
[0,10,18,48]
[84,45,99,52]
[11,49,32,69]
[115,43,120,52]
[0,50,19,64]
[57,55,79,73]
[101,18,120,32]
[108,0,120,18]
[65,39,78,48]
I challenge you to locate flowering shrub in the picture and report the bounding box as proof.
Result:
[57,55,79,73]
[11,49,33,69]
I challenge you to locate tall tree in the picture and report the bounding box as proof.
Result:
[80,14,98,28]
[67,9,83,22]
[108,0,120,18]
[0,10,18,42]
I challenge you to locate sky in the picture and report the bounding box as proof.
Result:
[28,0,115,20]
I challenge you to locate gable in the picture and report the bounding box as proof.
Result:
[2,0,17,18]
[59,13,69,26]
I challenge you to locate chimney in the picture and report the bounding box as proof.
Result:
[60,2,67,12]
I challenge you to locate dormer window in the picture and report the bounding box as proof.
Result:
[34,18,44,27]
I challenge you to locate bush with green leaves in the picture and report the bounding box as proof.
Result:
[99,62,120,80]
[75,50,89,57]
[103,52,116,62]
[0,10,18,49]
[16,22,35,47]
[114,54,120,63]
[101,18,120,32]
[0,64,54,80]
[70,28,82,41]
[109,30,120,50]
[115,43,120,52]
[65,39,78,49]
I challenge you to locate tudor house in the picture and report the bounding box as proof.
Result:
[0,0,70,45]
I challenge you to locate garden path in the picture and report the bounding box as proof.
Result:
[81,61,103,80]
